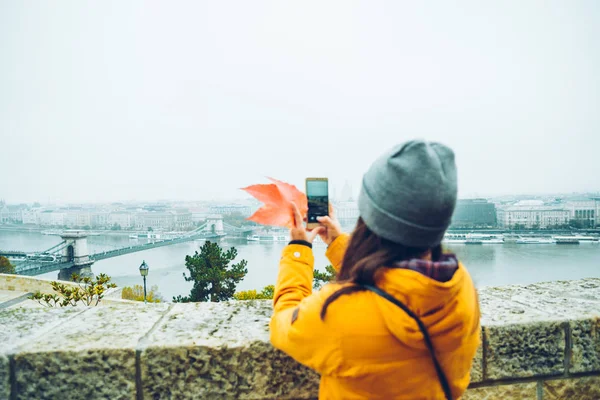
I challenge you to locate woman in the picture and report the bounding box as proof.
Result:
[270,140,481,400]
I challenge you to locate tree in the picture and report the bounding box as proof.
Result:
[0,256,15,274]
[121,284,164,303]
[234,285,274,300]
[148,227,153,232]
[111,223,122,231]
[173,241,248,303]
[313,265,337,289]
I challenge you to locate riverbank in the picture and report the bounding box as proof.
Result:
[2,223,599,236]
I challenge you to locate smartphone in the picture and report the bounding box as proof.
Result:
[306,178,329,229]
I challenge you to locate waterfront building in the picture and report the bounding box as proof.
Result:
[21,209,39,225]
[174,209,193,230]
[64,210,92,228]
[451,199,497,228]
[108,212,133,229]
[565,199,598,228]
[497,200,570,229]
[134,211,176,231]
[0,204,25,224]
[90,212,110,228]
[38,210,66,227]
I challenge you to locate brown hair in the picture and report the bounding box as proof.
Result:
[320,217,442,319]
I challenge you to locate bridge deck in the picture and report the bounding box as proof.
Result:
[91,233,226,261]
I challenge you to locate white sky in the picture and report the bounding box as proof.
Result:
[1,1,599,204]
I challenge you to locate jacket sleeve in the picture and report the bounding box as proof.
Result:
[325,233,350,273]
[270,244,342,375]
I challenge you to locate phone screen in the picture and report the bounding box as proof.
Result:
[306,179,329,223]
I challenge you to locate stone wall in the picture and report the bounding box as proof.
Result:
[0,277,599,399]
[0,274,73,295]
[0,273,123,303]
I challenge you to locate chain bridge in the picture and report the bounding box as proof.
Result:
[0,218,257,279]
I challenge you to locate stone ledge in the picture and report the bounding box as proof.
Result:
[0,278,599,399]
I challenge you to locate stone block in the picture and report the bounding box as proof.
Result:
[14,303,169,400]
[142,343,319,400]
[485,321,565,380]
[0,354,9,400]
[14,348,136,400]
[140,301,320,399]
[470,337,483,383]
[569,318,600,373]
[0,306,85,354]
[543,376,600,400]
[462,382,537,399]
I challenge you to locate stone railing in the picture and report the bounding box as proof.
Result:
[0,277,599,399]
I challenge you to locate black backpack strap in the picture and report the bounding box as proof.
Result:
[361,284,453,400]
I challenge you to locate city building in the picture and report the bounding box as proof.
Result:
[496,200,570,229]
[0,204,26,224]
[38,210,66,227]
[134,211,175,231]
[451,199,497,228]
[1,205,18,223]
[565,199,597,228]
[91,212,110,228]
[174,209,193,230]
[64,210,92,228]
[209,204,252,216]
[108,212,133,229]
[21,209,39,225]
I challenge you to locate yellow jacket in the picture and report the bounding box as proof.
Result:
[270,234,481,400]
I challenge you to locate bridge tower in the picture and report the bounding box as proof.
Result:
[57,230,94,281]
[205,215,224,234]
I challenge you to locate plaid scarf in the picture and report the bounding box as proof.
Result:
[391,254,459,283]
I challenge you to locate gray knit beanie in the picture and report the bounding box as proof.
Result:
[358,140,457,247]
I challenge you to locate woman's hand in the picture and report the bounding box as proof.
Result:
[316,204,343,245]
[290,202,323,243]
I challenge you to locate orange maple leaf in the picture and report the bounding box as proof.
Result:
[241,178,308,228]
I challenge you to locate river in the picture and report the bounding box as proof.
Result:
[1,230,599,301]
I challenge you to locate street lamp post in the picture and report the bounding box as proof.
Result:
[139,260,149,304]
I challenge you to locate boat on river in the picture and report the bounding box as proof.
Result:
[516,237,556,244]
[443,233,504,244]
[41,229,63,236]
[247,234,288,242]
[553,235,599,244]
